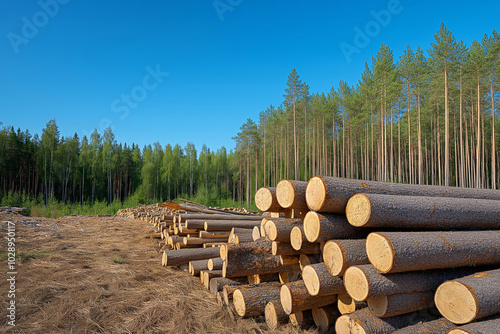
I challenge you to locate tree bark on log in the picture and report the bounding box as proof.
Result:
[204,220,261,231]
[323,239,368,276]
[312,304,340,332]
[183,237,227,246]
[199,231,231,239]
[255,187,284,212]
[303,211,367,243]
[233,284,281,317]
[346,193,500,229]
[221,239,273,261]
[306,176,500,213]
[272,241,320,256]
[280,280,336,315]
[366,231,500,274]
[208,257,223,271]
[391,318,455,334]
[203,270,222,289]
[367,291,435,318]
[189,259,210,275]
[209,277,245,295]
[266,218,303,242]
[302,262,346,297]
[163,247,220,266]
[435,268,500,324]
[184,219,207,229]
[178,213,262,223]
[448,316,500,334]
[265,300,288,330]
[337,293,367,314]
[335,308,438,334]
[276,180,309,211]
[344,264,488,302]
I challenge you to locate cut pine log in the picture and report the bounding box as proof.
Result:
[367,291,435,318]
[255,187,283,212]
[199,231,231,239]
[163,247,220,266]
[434,268,500,324]
[289,226,320,252]
[204,220,260,231]
[265,218,303,242]
[272,241,321,256]
[233,283,282,317]
[220,239,272,261]
[207,257,223,271]
[265,300,288,330]
[335,308,437,334]
[302,262,346,297]
[303,211,367,243]
[260,217,270,238]
[323,239,368,277]
[366,231,500,274]
[188,259,210,275]
[306,176,500,213]
[343,264,487,302]
[312,305,340,332]
[391,318,455,334]
[448,317,500,334]
[183,237,227,246]
[209,277,245,295]
[337,293,367,314]
[178,213,261,223]
[280,280,336,315]
[276,180,309,211]
[346,193,500,229]
[203,270,222,289]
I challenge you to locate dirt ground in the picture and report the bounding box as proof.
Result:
[0,213,317,334]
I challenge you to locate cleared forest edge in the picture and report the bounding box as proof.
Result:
[0,212,315,334]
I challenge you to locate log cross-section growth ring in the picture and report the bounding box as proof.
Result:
[255,187,283,212]
[276,180,309,211]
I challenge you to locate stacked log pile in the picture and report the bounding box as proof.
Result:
[127,178,500,333]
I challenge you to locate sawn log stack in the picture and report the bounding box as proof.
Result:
[121,176,500,333]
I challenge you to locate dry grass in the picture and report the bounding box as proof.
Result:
[0,214,317,334]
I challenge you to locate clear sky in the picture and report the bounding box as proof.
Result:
[1,0,498,152]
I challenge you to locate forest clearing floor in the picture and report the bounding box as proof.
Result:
[0,213,315,334]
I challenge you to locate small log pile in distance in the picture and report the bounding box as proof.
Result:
[124,178,500,333]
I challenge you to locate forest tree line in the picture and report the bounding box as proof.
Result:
[1,24,499,208]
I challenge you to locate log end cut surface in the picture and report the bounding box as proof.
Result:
[267,221,278,241]
[435,281,479,324]
[276,180,296,209]
[366,232,395,273]
[343,266,370,302]
[305,176,326,212]
[290,226,304,251]
[367,296,388,317]
[311,307,330,331]
[232,289,246,317]
[345,193,371,227]
[280,284,294,315]
[255,187,276,212]
[335,314,368,334]
[323,240,344,276]
[303,211,321,243]
[265,301,283,330]
[302,265,321,296]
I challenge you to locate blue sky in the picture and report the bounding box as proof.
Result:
[1,0,498,152]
